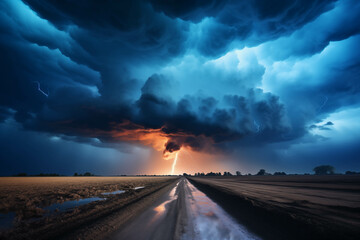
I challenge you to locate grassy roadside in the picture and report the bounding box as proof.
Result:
[1,177,179,240]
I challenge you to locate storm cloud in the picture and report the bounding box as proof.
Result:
[0,0,359,174]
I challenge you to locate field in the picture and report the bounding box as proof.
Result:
[189,175,360,240]
[0,176,178,239]
[1,175,359,240]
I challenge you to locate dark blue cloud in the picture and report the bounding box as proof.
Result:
[0,0,360,174]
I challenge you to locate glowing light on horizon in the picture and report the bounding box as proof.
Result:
[171,151,179,175]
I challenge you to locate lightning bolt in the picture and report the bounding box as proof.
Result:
[171,152,179,175]
[34,81,49,97]
[253,120,260,133]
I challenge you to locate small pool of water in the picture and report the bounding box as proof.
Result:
[44,197,105,214]
[184,179,261,240]
[102,190,125,195]
[134,186,145,190]
[0,212,15,230]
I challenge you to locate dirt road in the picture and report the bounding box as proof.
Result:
[110,178,260,240]
[189,175,360,240]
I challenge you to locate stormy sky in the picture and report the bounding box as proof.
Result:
[1,0,359,175]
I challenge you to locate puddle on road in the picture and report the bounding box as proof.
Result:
[102,190,125,195]
[151,182,179,223]
[110,179,260,240]
[184,179,261,240]
[0,212,15,230]
[103,186,144,195]
[44,197,105,214]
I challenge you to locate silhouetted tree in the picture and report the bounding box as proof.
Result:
[313,165,335,175]
[236,171,241,176]
[257,169,266,175]
[274,172,286,176]
[74,173,78,176]
[345,171,360,175]
[37,173,59,176]
[206,172,217,176]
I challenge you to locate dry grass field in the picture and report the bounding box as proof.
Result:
[0,176,175,216]
[1,175,359,240]
[0,176,178,239]
[189,175,360,240]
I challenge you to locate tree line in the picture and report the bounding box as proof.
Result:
[187,165,360,177]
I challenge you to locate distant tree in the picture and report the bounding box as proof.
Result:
[83,172,94,176]
[274,172,286,176]
[257,169,266,175]
[206,172,217,176]
[218,172,222,176]
[345,171,360,175]
[313,165,335,175]
[183,173,189,176]
[223,172,233,176]
[74,173,78,176]
[236,171,241,176]
[17,173,27,176]
[36,173,59,176]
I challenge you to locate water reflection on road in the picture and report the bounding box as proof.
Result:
[0,212,15,230]
[44,197,105,214]
[183,179,260,240]
[111,178,260,240]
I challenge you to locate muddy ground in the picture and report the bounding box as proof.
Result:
[109,178,260,240]
[1,175,359,240]
[0,176,178,240]
[189,175,360,240]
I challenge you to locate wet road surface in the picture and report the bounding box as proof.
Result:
[110,178,260,240]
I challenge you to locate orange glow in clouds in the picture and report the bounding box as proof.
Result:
[112,126,167,152]
[109,121,232,175]
[110,121,180,160]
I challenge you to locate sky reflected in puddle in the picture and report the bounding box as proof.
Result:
[102,190,125,195]
[109,178,260,240]
[184,179,261,240]
[0,212,15,230]
[44,197,105,214]
[150,182,179,223]
[134,186,145,190]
